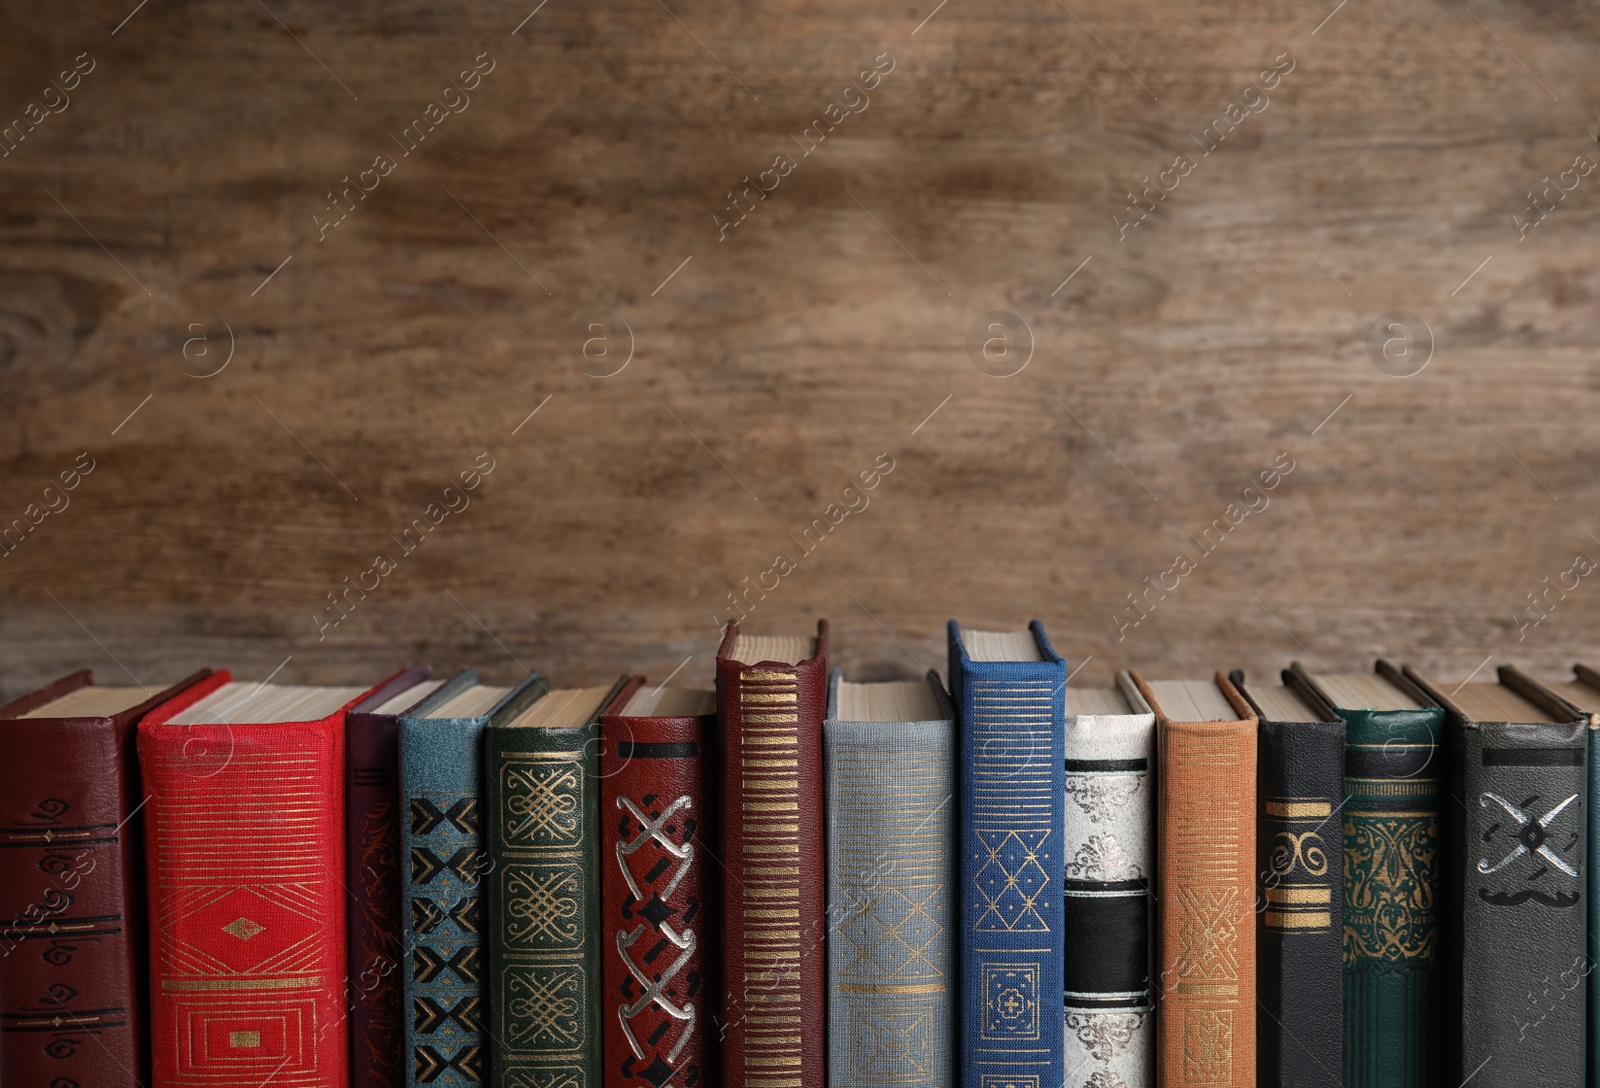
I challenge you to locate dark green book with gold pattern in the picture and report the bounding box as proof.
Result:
[485,680,627,1088]
[1294,662,1446,1088]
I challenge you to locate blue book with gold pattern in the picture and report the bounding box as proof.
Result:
[949,621,1066,1088]
[400,670,548,1088]
[824,669,956,1088]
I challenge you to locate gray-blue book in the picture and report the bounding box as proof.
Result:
[400,670,548,1088]
[824,669,956,1088]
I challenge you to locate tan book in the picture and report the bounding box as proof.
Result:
[1130,671,1258,1088]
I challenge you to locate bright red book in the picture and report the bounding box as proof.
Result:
[137,670,392,1088]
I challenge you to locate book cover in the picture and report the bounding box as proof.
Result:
[137,669,390,1088]
[599,677,717,1088]
[1061,674,1155,1088]
[0,668,211,1088]
[347,667,442,1088]
[1230,668,1345,1088]
[1130,671,1257,1088]
[949,621,1066,1088]
[485,679,627,1088]
[823,670,955,1088]
[1406,664,1587,1087]
[1524,663,1600,1088]
[402,671,549,1088]
[715,620,829,1088]
[1293,662,1445,1088]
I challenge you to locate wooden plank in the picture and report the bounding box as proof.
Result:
[1,0,1596,698]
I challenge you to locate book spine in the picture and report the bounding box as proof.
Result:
[1453,720,1586,1085]
[486,722,602,1088]
[139,717,350,1088]
[1255,719,1344,1088]
[402,718,489,1088]
[716,654,828,1088]
[347,712,406,1088]
[1340,708,1444,1088]
[1591,715,1600,1088]
[600,711,714,1088]
[955,662,1065,1088]
[1156,718,1255,1088]
[0,717,147,1088]
[1061,714,1153,1088]
[824,717,955,1088]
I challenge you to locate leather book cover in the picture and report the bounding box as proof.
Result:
[137,668,393,1088]
[599,677,716,1088]
[949,621,1066,1088]
[401,671,548,1088]
[347,667,437,1088]
[1405,664,1587,1088]
[715,620,829,1088]
[1129,671,1258,1088]
[485,677,627,1088]
[1230,669,1344,1088]
[1533,663,1600,1088]
[1292,661,1444,1088]
[0,668,211,1088]
[1061,673,1155,1088]
[823,670,955,1088]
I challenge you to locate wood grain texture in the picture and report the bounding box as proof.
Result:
[2,0,1598,699]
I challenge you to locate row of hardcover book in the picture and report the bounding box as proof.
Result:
[1,618,1596,1088]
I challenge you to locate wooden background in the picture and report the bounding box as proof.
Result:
[2,0,1598,700]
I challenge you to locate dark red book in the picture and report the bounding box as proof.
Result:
[600,676,716,1088]
[0,669,211,1088]
[345,668,444,1088]
[137,670,393,1088]
[714,622,828,1088]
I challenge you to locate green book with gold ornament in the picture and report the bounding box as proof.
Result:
[1294,662,1446,1088]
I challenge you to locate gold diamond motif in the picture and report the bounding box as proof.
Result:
[222,916,266,941]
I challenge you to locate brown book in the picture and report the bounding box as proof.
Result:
[1130,672,1258,1088]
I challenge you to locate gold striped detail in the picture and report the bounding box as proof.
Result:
[1174,982,1238,996]
[744,713,799,724]
[1266,911,1332,929]
[1265,886,1330,904]
[163,976,321,991]
[836,981,947,994]
[741,692,799,704]
[1266,800,1331,817]
[743,758,799,768]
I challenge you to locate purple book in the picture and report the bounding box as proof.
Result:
[345,668,449,1088]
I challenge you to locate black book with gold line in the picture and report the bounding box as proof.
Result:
[1230,669,1344,1088]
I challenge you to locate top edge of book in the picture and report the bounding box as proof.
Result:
[369,677,448,717]
[1311,672,1422,712]
[964,628,1043,663]
[168,682,368,725]
[618,685,715,718]
[1449,681,1561,724]
[503,684,613,729]
[1146,678,1239,722]
[729,634,816,666]
[1247,683,1324,723]
[835,678,943,723]
[1544,676,1600,716]
[1063,686,1133,716]
[21,685,151,719]
[422,684,513,720]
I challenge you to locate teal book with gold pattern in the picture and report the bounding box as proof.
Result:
[401,671,548,1088]
[485,680,627,1088]
[1294,662,1446,1088]
[824,670,956,1088]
